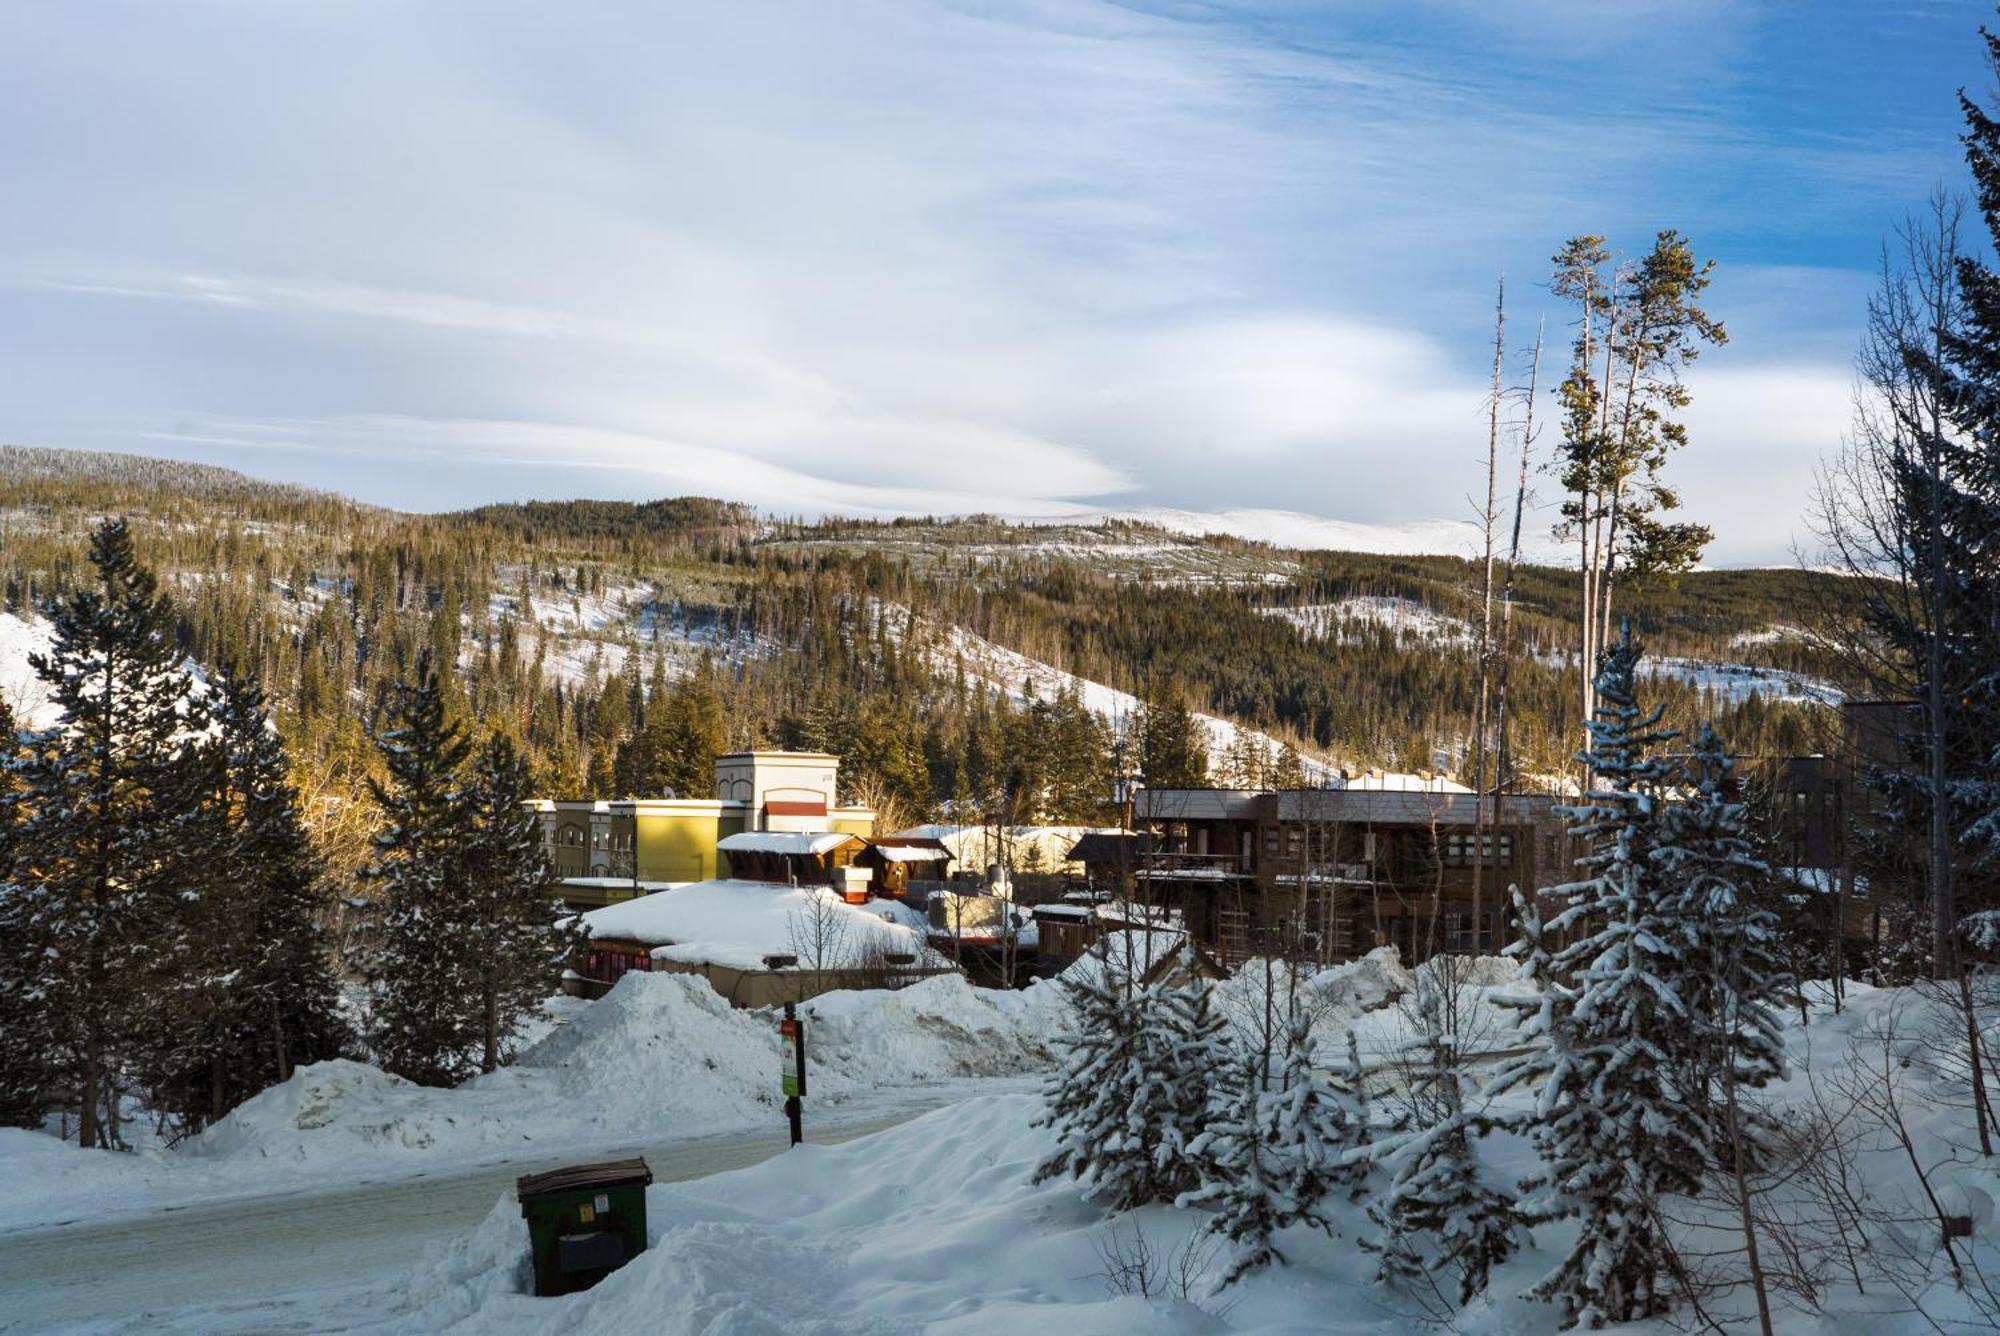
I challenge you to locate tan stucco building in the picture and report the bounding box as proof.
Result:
[534,752,876,909]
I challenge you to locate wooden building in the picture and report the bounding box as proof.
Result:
[1132,785,1568,965]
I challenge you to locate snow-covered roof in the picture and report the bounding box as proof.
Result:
[717,831,860,857]
[581,879,922,972]
[558,878,688,891]
[870,844,950,864]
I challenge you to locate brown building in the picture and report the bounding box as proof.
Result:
[1132,785,1569,965]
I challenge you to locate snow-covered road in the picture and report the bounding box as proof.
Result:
[1,1085,1015,1332]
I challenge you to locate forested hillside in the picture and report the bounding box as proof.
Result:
[0,446,1861,881]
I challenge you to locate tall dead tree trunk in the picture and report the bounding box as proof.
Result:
[1472,278,1504,952]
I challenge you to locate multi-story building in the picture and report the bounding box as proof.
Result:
[1129,784,1571,965]
[533,751,876,909]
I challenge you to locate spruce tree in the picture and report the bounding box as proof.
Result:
[1515,628,1704,1327]
[1184,1011,1356,1289]
[366,651,477,1085]
[0,697,54,1128]
[1034,955,1223,1212]
[461,731,578,1073]
[210,665,347,1100]
[1365,990,1520,1305]
[11,519,205,1148]
[1652,724,1788,1143]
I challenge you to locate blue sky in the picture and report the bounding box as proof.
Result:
[1,0,1990,563]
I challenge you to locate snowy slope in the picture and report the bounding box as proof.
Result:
[1264,596,1476,649]
[1094,506,1572,564]
[0,610,56,729]
[900,607,1342,784]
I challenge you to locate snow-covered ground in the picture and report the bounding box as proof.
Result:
[1639,654,1845,707]
[0,973,1064,1236]
[13,947,2000,1333]
[85,976,1998,1335]
[0,609,57,728]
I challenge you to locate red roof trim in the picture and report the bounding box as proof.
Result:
[765,800,828,817]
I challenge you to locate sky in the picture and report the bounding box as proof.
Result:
[1,0,1990,564]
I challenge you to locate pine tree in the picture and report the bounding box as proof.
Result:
[1138,681,1209,789]
[1184,1011,1357,1289]
[1651,724,1788,1142]
[10,519,206,1148]
[1034,955,1223,1212]
[1515,628,1704,1328]
[462,732,579,1074]
[1365,980,1520,1305]
[0,697,54,1128]
[365,650,478,1086]
[212,665,348,1096]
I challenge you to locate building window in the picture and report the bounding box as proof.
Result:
[1442,832,1513,866]
[558,824,585,847]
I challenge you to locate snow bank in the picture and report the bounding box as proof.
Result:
[174,973,1056,1182]
[392,1090,1539,1334]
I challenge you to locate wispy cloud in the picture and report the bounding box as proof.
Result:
[0,0,1970,563]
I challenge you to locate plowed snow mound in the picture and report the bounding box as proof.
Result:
[180,973,1058,1177]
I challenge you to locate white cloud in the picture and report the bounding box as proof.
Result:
[0,0,1925,561]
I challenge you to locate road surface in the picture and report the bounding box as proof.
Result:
[0,1095,967,1331]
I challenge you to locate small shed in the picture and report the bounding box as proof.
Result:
[717,830,866,886]
[858,836,954,899]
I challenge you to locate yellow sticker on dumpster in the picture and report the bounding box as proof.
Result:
[579,1204,595,1224]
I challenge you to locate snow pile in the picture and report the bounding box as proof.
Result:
[804,975,1061,1080]
[169,973,1056,1185]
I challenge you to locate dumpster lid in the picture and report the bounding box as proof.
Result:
[516,1157,654,1201]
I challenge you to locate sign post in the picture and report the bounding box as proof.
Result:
[781,1002,806,1146]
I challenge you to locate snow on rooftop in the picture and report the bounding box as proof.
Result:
[869,844,951,864]
[581,879,920,971]
[717,831,859,857]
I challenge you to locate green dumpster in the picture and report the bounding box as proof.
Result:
[516,1157,654,1297]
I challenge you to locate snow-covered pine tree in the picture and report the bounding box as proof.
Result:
[365,650,478,1086]
[1184,1010,1352,1289]
[0,697,55,1128]
[1652,724,1787,1147]
[9,519,207,1148]
[1034,953,1224,1212]
[1365,977,1520,1305]
[1519,626,1705,1328]
[461,731,579,1073]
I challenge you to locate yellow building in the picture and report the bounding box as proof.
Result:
[534,752,876,909]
